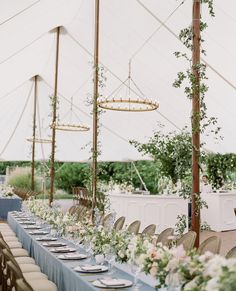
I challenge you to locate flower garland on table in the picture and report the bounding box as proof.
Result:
[25,200,236,290]
[25,199,77,236]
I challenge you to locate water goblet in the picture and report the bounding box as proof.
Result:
[130,263,141,290]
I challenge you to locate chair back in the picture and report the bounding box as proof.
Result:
[0,238,11,252]
[226,246,236,259]
[68,206,76,215]
[127,220,141,234]
[16,278,33,291]
[102,213,113,228]
[156,228,174,246]
[113,217,125,231]
[141,224,156,236]
[3,249,23,290]
[176,231,197,251]
[199,236,221,255]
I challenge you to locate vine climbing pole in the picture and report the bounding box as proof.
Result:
[31,75,38,191]
[191,0,201,247]
[91,0,100,221]
[49,26,60,206]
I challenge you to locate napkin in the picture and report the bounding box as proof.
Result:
[81,265,103,271]
[100,278,126,287]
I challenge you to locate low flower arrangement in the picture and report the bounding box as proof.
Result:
[0,184,14,197]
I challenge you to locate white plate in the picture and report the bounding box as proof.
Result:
[19,221,36,225]
[36,237,57,241]
[50,247,76,253]
[43,242,66,247]
[23,225,41,229]
[29,231,49,235]
[58,253,87,260]
[92,278,132,289]
[74,265,108,273]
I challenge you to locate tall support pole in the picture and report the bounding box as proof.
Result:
[49,26,60,206]
[91,0,100,219]
[31,75,38,191]
[191,0,201,247]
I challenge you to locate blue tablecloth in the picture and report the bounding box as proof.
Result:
[0,197,21,220]
[7,213,156,291]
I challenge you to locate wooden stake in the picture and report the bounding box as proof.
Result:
[49,26,60,206]
[31,75,38,191]
[191,0,201,247]
[92,0,100,219]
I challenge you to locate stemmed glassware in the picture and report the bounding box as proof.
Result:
[105,246,116,274]
[130,261,141,290]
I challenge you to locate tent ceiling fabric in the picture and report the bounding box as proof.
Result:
[0,0,235,161]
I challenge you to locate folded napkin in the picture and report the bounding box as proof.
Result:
[51,247,76,253]
[81,265,103,271]
[100,278,126,287]
[43,242,66,247]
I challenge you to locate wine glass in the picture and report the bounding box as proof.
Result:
[167,272,181,291]
[84,240,93,258]
[130,262,141,290]
[105,247,116,274]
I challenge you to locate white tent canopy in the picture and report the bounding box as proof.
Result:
[0,0,236,161]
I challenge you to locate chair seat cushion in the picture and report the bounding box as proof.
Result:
[8,241,22,249]
[19,263,41,273]
[2,236,19,242]
[1,231,16,237]
[16,257,35,264]
[24,272,48,280]
[11,248,29,257]
[27,279,57,291]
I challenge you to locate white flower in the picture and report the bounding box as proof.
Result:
[205,277,219,291]
[203,255,226,277]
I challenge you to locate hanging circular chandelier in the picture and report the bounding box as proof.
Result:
[27,137,52,144]
[98,97,159,112]
[52,97,90,132]
[51,123,89,132]
[98,62,159,112]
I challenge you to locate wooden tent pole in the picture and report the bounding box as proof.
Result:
[191,0,201,247]
[31,75,38,191]
[49,26,60,206]
[92,0,100,219]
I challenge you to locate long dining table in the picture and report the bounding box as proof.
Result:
[7,212,156,291]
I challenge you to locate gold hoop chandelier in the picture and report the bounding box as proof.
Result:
[52,123,89,132]
[98,62,159,112]
[27,137,51,144]
[53,97,90,132]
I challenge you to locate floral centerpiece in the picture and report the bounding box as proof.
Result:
[0,184,14,197]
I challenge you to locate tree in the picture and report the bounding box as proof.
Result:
[130,129,192,184]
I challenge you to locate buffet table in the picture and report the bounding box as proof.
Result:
[0,195,21,220]
[109,192,188,232]
[201,192,236,231]
[7,213,155,291]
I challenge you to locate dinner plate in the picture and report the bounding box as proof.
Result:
[58,253,87,260]
[43,242,67,247]
[28,231,49,235]
[23,225,41,229]
[36,237,57,241]
[50,247,76,253]
[92,278,132,289]
[19,221,36,225]
[74,265,108,273]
